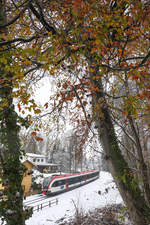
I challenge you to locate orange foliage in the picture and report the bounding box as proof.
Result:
[35,137,43,142]
[44,103,48,109]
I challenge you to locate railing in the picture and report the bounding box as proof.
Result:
[24,196,48,206]
[31,198,58,212]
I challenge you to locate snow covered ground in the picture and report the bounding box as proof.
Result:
[25,171,123,225]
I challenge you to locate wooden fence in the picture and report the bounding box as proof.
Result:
[32,198,58,212]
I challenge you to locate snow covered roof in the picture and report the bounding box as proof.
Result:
[26,153,46,158]
[37,163,59,166]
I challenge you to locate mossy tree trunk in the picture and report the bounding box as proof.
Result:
[89,64,150,225]
[0,1,29,224]
[0,80,26,225]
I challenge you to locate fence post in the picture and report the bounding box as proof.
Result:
[41,204,42,210]
[49,201,51,207]
[37,205,39,212]
[56,199,58,205]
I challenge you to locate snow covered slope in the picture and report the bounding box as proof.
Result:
[26,171,123,225]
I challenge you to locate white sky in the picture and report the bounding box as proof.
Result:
[33,76,55,106]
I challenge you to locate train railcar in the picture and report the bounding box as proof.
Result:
[42,170,99,195]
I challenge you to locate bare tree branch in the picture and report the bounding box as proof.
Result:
[0,35,42,47]
[29,2,57,35]
[0,1,31,28]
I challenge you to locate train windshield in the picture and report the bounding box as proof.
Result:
[43,176,52,188]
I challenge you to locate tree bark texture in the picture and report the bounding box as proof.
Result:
[90,65,150,225]
[0,1,26,224]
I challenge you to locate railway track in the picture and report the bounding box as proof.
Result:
[24,194,48,206]
[24,194,59,212]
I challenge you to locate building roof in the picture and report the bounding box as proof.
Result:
[22,159,36,167]
[25,153,46,158]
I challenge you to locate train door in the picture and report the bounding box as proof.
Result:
[66,179,69,190]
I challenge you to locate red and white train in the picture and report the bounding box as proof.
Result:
[42,170,99,195]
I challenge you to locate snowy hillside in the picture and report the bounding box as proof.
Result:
[25,171,127,225]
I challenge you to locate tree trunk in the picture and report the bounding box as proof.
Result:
[0,1,27,224]
[128,115,150,206]
[124,73,150,206]
[90,65,150,225]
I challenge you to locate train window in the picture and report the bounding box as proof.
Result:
[43,177,51,188]
[78,176,82,182]
[57,181,61,186]
[52,180,66,187]
[68,175,84,185]
[68,177,77,184]
[59,180,65,186]
[68,178,73,185]
[76,177,80,182]
[74,178,77,183]
[52,181,58,187]
[80,176,83,181]
[82,175,85,181]
[72,178,75,184]
[86,172,98,180]
[87,174,90,179]
[72,177,79,184]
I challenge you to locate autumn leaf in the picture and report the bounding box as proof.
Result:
[35,137,43,142]
[95,39,101,45]
[34,109,41,114]
[122,111,127,116]
[83,101,88,106]
[125,100,131,105]
[63,82,68,89]
[44,103,48,109]
[140,92,144,99]
[31,132,37,136]
[57,82,61,88]
[70,45,78,50]
[17,103,21,112]
[76,104,82,108]
[89,68,95,73]
[28,120,33,124]
[81,120,85,126]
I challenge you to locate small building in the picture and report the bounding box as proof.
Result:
[22,160,35,195]
[0,160,35,196]
[22,153,47,165]
[23,153,60,173]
